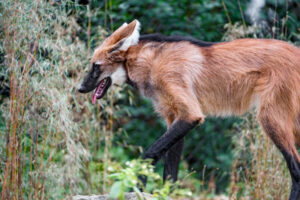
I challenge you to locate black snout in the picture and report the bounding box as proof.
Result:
[78,64,102,93]
[77,75,98,93]
[78,85,88,93]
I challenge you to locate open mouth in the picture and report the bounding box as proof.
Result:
[92,77,112,104]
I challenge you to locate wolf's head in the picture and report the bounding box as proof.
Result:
[78,20,140,103]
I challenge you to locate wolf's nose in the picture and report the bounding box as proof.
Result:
[78,86,86,93]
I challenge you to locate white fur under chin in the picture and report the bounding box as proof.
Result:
[119,20,141,51]
[111,65,127,86]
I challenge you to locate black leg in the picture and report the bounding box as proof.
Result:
[143,119,197,164]
[290,181,300,200]
[140,119,198,187]
[259,115,300,200]
[281,151,300,200]
[163,138,184,182]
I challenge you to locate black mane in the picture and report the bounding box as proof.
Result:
[139,33,215,47]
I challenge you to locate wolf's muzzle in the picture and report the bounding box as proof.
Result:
[78,64,102,93]
[78,85,89,93]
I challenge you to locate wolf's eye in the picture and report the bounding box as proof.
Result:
[91,63,101,78]
[92,63,101,69]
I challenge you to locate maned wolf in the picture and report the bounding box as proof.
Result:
[78,20,300,199]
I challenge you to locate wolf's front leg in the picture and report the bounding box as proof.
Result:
[139,119,198,187]
[143,120,197,164]
[163,138,184,182]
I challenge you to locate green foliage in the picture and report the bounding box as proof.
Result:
[107,159,192,200]
[94,0,300,43]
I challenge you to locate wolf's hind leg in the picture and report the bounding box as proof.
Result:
[259,107,300,200]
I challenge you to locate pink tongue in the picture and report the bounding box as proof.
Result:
[92,80,105,104]
[92,86,102,104]
[92,93,97,104]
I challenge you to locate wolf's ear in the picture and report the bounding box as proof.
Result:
[109,20,141,53]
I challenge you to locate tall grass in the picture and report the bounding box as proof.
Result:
[0,1,120,199]
[230,113,291,200]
